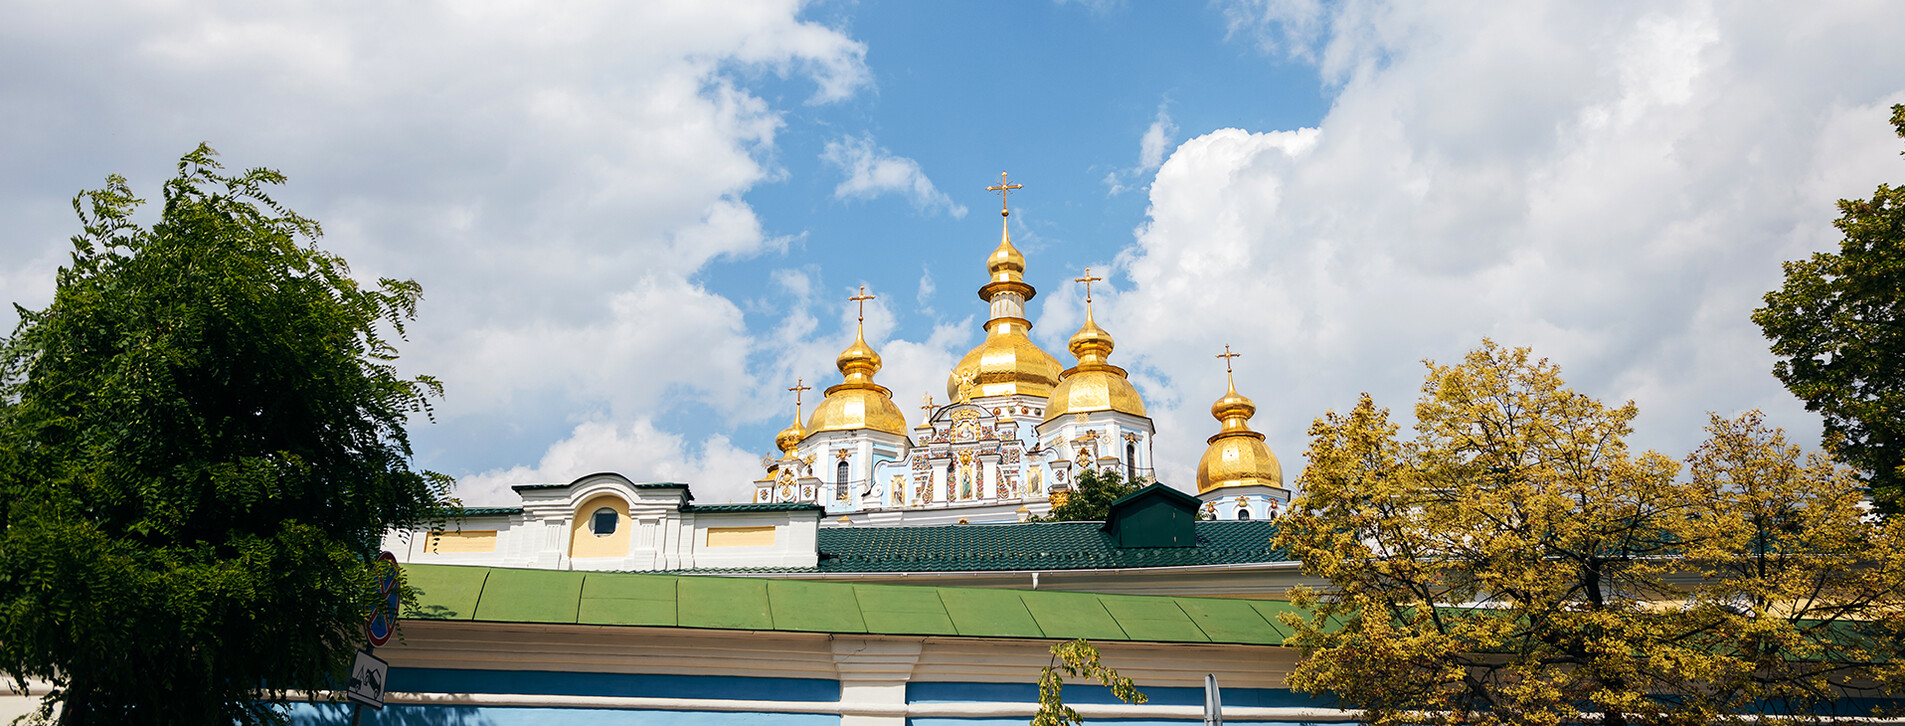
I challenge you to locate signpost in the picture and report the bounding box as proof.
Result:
[1204,673,1223,726]
[350,551,400,724]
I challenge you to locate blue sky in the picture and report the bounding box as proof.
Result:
[3,1,1903,504]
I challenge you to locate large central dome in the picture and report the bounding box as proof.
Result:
[946,206,1062,401]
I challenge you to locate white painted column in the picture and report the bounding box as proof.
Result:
[832,638,922,726]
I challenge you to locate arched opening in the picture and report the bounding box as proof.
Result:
[1236,508,1252,521]
[569,494,630,559]
[1125,443,1137,481]
[836,459,850,494]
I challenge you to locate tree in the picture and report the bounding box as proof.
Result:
[1754,104,1905,512]
[1276,341,1905,726]
[1031,639,1147,726]
[0,146,454,724]
[1036,468,1140,522]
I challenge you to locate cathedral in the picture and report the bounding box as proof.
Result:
[752,175,1291,524]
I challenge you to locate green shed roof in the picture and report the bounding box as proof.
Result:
[403,564,1295,646]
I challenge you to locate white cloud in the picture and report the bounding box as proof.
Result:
[1110,2,1905,489]
[0,1,872,495]
[455,419,764,505]
[916,266,937,308]
[1221,0,1327,62]
[821,133,968,217]
[1106,102,1180,194]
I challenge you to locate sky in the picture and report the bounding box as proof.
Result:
[3,1,1903,506]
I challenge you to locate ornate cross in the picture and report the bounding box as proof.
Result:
[1073,266,1103,304]
[788,378,811,410]
[986,171,1023,217]
[1217,345,1241,384]
[920,392,936,417]
[849,285,876,323]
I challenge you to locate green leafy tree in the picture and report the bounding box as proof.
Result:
[1754,104,1905,512]
[1031,639,1147,726]
[1276,341,1905,726]
[1036,468,1140,522]
[0,146,454,724]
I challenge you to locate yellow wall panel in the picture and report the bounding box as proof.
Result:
[427,530,497,554]
[570,495,631,559]
[706,526,778,548]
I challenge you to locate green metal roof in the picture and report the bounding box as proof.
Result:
[681,503,825,513]
[403,564,1295,646]
[456,507,523,517]
[727,520,1286,573]
[512,476,693,494]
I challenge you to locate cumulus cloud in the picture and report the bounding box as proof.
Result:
[1109,2,1905,488]
[1106,103,1180,195]
[821,133,968,217]
[456,419,764,505]
[0,1,872,502]
[1221,0,1328,62]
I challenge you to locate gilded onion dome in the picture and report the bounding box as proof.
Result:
[1043,288,1146,421]
[1195,369,1285,494]
[774,409,807,454]
[947,181,1064,401]
[808,311,909,437]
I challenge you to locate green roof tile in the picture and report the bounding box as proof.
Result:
[403,564,489,620]
[1021,590,1129,641]
[676,576,773,630]
[474,569,583,623]
[579,573,678,627]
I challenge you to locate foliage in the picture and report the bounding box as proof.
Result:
[0,145,454,724]
[1275,340,1905,726]
[1031,639,1148,726]
[1035,468,1141,522]
[1754,104,1905,512]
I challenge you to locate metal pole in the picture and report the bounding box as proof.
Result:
[1204,673,1223,726]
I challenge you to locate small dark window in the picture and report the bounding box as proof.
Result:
[1236,508,1251,521]
[1125,443,1136,481]
[836,460,850,490]
[591,507,617,535]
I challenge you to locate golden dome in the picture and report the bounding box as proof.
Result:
[1044,305,1147,421]
[808,324,908,436]
[948,320,1064,402]
[949,199,1062,401]
[1196,377,1284,494]
[774,415,806,453]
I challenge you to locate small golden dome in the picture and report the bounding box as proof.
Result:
[808,324,908,436]
[1044,306,1147,421]
[774,416,806,453]
[988,235,1026,282]
[1196,378,1284,494]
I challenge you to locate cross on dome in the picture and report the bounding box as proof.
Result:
[986,171,1022,218]
[1073,266,1103,305]
[919,392,936,417]
[1217,345,1241,385]
[849,285,876,323]
[788,378,811,411]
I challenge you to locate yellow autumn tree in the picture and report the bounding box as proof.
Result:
[1276,341,1905,726]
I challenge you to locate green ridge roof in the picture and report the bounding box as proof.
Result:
[684,520,1288,574]
[403,564,1295,646]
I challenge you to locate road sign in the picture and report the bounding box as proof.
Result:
[366,551,400,647]
[346,649,389,710]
